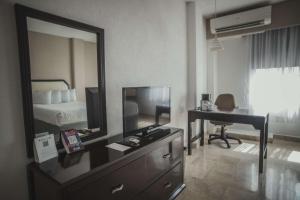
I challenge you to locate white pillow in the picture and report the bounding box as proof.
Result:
[61,90,70,103]
[32,90,52,104]
[51,90,62,104]
[69,89,77,102]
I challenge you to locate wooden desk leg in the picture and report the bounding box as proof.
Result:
[259,129,265,174]
[188,117,192,155]
[200,119,204,146]
[264,119,269,159]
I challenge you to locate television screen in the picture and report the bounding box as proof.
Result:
[122,87,170,136]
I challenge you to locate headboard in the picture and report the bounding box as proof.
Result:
[31,79,70,91]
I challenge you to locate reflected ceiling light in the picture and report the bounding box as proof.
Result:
[210,0,224,52]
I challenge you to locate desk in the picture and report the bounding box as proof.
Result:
[187,108,269,174]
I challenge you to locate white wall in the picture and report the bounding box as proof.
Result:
[186,1,208,109]
[195,4,207,105]
[186,2,197,109]
[0,0,207,199]
[216,37,250,108]
[185,2,208,138]
[207,37,253,133]
[29,31,73,84]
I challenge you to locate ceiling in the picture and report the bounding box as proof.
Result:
[198,0,287,18]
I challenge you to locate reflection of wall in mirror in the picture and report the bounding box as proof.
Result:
[84,41,98,88]
[29,31,72,85]
[28,31,98,101]
[72,39,98,101]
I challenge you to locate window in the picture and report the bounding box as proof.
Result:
[249,67,300,120]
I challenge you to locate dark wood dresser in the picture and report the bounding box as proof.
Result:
[28,128,185,200]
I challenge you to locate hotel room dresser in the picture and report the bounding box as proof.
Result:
[27,128,185,200]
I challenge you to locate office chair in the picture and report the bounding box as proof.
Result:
[208,94,242,148]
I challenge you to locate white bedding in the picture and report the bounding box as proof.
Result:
[33,101,87,126]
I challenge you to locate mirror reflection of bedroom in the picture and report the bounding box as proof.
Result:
[123,87,170,133]
[27,17,100,143]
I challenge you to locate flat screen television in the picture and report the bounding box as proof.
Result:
[122,86,170,137]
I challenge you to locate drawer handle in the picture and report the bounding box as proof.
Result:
[164,182,172,189]
[111,184,124,194]
[163,153,171,159]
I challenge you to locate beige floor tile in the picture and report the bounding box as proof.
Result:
[177,139,300,200]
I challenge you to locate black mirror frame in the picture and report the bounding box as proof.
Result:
[15,4,107,157]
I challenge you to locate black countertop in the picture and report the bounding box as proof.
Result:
[190,107,268,118]
[33,127,182,184]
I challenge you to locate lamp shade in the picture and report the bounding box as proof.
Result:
[210,37,224,51]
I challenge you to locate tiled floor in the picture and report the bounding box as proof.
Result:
[177,138,300,200]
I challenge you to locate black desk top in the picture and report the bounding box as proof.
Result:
[188,108,269,130]
[190,107,269,118]
[31,127,182,184]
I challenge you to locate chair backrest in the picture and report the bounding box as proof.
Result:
[215,94,236,110]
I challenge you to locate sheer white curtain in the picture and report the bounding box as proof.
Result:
[249,26,300,69]
[248,26,300,121]
[249,67,300,120]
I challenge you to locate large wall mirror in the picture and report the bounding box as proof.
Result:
[15,5,107,157]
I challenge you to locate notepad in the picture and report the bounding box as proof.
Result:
[106,143,131,152]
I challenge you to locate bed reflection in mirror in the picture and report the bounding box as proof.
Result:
[27,17,100,143]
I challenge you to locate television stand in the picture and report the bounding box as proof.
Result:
[143,128,171,137]
[27,128,185,200]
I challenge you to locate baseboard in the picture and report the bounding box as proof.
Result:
[208,128,274,143]
[273,134,300,143]
[195,129,300,143]
[229,132,273,143]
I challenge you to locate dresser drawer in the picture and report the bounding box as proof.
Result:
[65,156,146,200]
[146,135,183,182]
[137,162,183,200]
[146,143,171,180]
[171,135,183,162]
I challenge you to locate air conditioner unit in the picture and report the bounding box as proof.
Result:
[210,6,272,34]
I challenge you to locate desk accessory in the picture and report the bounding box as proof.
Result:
[106,143,131,152]
[33,133,58,163]
[200,93,213,111]
[61,129,84,154]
